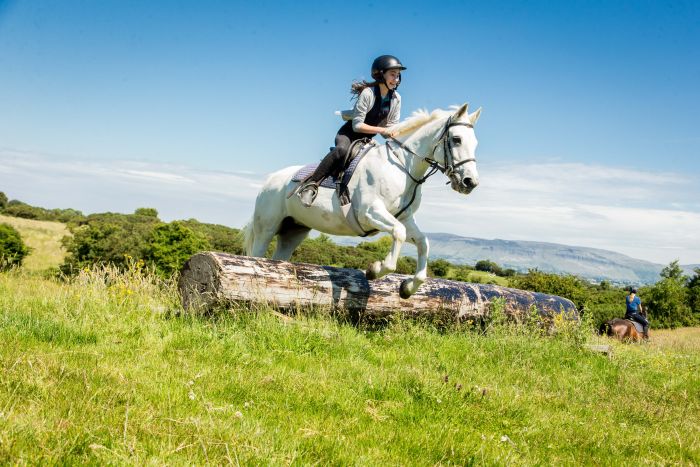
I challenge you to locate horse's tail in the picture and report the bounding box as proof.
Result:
[242,218,254,256]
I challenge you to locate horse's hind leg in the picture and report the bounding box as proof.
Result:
[249,208,281,258]
[273,218,310,261]
[249,177,290,257]
[250,227,276,257]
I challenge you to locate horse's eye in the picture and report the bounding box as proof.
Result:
[452,136,462,145]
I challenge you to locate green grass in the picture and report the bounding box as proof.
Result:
[1,265,698,465]
[0,214,69,272]
[450,268,510,286]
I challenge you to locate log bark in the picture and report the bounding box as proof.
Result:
[178,252,578,321]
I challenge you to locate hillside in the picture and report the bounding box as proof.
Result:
[0,214,69,271]
[426,233,665,285]
[337,233,696,285]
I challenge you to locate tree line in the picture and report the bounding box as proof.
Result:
[2,191,699,329]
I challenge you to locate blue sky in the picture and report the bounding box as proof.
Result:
[1,1,699,264]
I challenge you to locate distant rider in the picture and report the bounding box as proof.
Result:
[625,287,649,340]
[297,55,405,207]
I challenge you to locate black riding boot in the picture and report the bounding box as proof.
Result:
[298,146,345,207]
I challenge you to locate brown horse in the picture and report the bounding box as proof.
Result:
[599,318,647,342]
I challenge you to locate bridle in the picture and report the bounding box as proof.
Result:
[383,115,476,219]
[387,115,476,182]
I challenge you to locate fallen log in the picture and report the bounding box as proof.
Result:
[178,252,578,321]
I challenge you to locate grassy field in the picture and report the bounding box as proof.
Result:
[0,214,69,272]
[1,264,698,465]
[1,216,698,464]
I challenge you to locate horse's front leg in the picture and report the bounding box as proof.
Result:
[361,203,406,281]
[398,215,429,299]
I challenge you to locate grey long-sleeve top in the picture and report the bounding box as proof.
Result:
[340,87,401,130]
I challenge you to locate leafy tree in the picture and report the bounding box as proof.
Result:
[61,212,160,273]
[182,220,244,255]
[687,268,700,317]
[50,208,85,223]
[144,222,210,276]
[0,223,30,270]
[134,207,159,218]
[660,260,686,283]
[0,192,8,210]
[644,260,693,328]
[1,198,85,223]
[2,202,42,219]
[475,259,507,276]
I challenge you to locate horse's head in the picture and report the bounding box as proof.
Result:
[440,103,481,195]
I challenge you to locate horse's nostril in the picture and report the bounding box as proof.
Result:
[462,177,477,187]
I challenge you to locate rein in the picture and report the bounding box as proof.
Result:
[384,116,476,218]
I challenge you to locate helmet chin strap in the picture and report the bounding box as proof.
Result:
[379,71,401,90]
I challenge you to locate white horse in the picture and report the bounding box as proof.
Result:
[244,103,482,298]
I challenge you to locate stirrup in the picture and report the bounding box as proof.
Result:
[298,182,319,207]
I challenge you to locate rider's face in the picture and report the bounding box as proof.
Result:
[383,69,401,88]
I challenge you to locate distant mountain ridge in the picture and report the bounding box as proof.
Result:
[335,232,698,285]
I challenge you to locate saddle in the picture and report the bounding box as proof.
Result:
[624,319,645,333]
[291,138,375,205]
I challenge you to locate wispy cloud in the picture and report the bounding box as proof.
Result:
[0,149,262,225]
[419,161,700,263]
[2,149,699,264]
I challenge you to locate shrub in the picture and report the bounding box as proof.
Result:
[0,191,8,209]
[395,256,417,275]
[2,202,43,219]
[1,199,85,223]
[512,269,590,311]
[61,212,161,273]
[0,223,30,270]
[144,222,210,277]
[644,261,694,328]
[429,258,451,277]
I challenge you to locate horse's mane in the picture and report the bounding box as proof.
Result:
[391,107,455,137]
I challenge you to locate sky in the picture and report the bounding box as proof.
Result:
[1,0,699,265]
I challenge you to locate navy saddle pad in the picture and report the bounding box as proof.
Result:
[292,151,365,189]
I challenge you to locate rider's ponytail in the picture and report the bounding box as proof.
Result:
[350,80,378,98]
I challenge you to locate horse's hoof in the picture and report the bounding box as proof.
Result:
[399,279,413,299]
[366,261,381,280]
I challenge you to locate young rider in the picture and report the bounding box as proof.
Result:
[625,287,649,339]
[298,55,406,207]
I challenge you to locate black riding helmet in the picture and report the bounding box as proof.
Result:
[371,55,406,87]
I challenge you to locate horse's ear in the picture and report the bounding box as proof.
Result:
[468,107,482,126]
[454,103,469,120]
